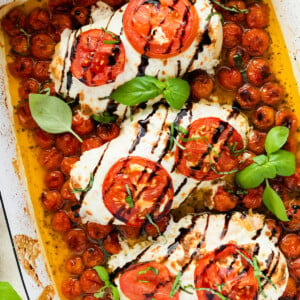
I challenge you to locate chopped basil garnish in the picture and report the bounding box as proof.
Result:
[181,285,229,300]
[206,11,224,24]
[145,214,161,236]
[233,53,248,83]
[136,267,159,283]
[125,184,134,208]
[15,24,30,53]
[226,141,246,157]
[169,271,182,297]
[103,40,120,44]
[93,111,118,124]
[211,0,249,14]
[71,173,94,193]
[101,27,120,40]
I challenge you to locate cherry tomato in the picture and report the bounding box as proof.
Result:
[96,123,120,142]
[252,106,275,131]
[71,29,125,87]
[10,34,29,55]
[242,29,269,56]
[48,0,73,12]
[65,256,85,275]
[45,170,65,190]
[34,128,55,149]
[283,136,297,155]
[280,234,300,259]
[119,262,179,300]
[83,244,105,267]
[242,186,263,209]
[190,71,214,99]
[9,57,33,78]
[51,13,73,35]
[103,156,174,227]
[72,112,95,136]
[33,61,50,82]
[247,58,272,87]
[123,0,198,58]
[68,209,82,225]
[236,84,260,109]
[265,218,282,241]
[195,244,258,300]
[61,278,82,299]
[41,190,64,212]
[175,117,244,181]
[103,232,122,255]
[217,66,243,90]
[28,8,50,31]
[30,33,55,60]
[227,46,250,67]
[79,269,104,294]
[283,276,297,298]
[81,137,103,153]
[87,222,114,240]
[39,148,63,170]
[56,133,81,156]
[247,130,266,154]
[1,9,27,36]
[246,2,269,29]
[83,295,98,300]
[74,0,98,6]
[40,81,56,95]
[213,186,238,212]
[275,110,298,133]
[260,82,284,106]
[60,156,79,177]
[71,7,89,26]
[144,216,170,237]
[17,101,37,129]
[222,22,243,49]
[238,150,255,171]
[284,168,300,191]
[19,79,39,100]
[60,180,77,202]
[283,199,300,231]
[222,1,247,23]
[65,229,88,253]
[289,258,300,280]
[117,225,141,239]
[52,211,72,233]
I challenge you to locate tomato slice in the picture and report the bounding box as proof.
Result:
[194,244,259,300]
[119,262,179,300]
[175,117,244,181]
[70,29,125,87]
[123,0,199,58]
[102,156,174,227]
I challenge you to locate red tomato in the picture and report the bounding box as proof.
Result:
[194,244,258,300]
[280,234,300,259]
[217,66,243,91]
[175,117,244,181]
[144,215,170,237]
[17,101,37,129]
[19,79,39,100]
[246,2,269,29]
[39,148,63,170]
[103,156,174,227]
[213,186,238,212]
[275,110,298,133]
[56,133,81,156]
[30,33,56,60]
[45,170,65,190]
[96,123,120,142]
[283,200,300,231]
[2,9,26,36]
[33,61,50,82]
[61,278,82,299]
[65,228,87,253]
[247,58,272,87]
[82,244,105,267]
[242,186,263,209]
[123,0,198,58]
[87,222,113,240]
[41,190,64,212]
[81,137,103,153]
[71,29,125,87]
[52,211,71,233]
[60,156,79,176]
[119,262,179,300]
[65,256,85,275]
[79,269,104,294]
[242,29,269,57]
[235,84,260,110]
[222,22,243,49]
[103,232,122,255]
[72,112,95,136]
[28,8,50,31]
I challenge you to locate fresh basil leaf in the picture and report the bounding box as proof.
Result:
[263,163,277,179]
[110,76,165,106]
[169,271,182,297]
[269,149,296,176]
[125,184,134,208]
[110,286,120,300]
[93,266,110,284]
[252,155,268,165]
[163,78,190,110]
[145,214,161,236]
[235,163,266,189]
[29,93,82,142]
[265,126,289,155]
[92,111,117,124]
[136,267,159,283]
[211,0,249,13]
[0,282,22,300]
[263,183,289,221]
[72,173,94,193]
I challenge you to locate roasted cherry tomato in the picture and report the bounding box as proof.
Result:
[252,105,275,131]
[72,112,95,136]
[247,58,272,87]
[217,66,243,90]
[83,244,105,267]
[41,190,64,212]
[30,33,55,60]
[61,278,82,299]
[71,7,89,26]
[289,258,300,280]
[19,79,39,100]
[45,170,65,190]
[74,0,98,6]
[52,211,72,233]
[190,71,214,99]
[119,262,179,300]
[194,244,258,300]
[81,137,103,153]
[40,81,56,95]
[280,234,300,259]
[103,156,174,227]
[60,156,80,176]
[33,61,50,82]
[242,186,263,209]
[213,186,238,212]
[222,0,247,23]
[226,46,250,68]
[236,84,260,109]
[246,2,269,29]
[61,180,77,202]
[71,29,125,87]
[117,225,141,239]
[247,130,266,154]
[283,200,300,231]
[275,110,298,133]
[9,57,34,79]
[87,222,114,240]
[242,29,269,57]
[51,14,73,35]
[17,101,37,129]
[103,232,122,255]
[65,256,85,275]
[260,82,284,106]
[284,168,300,191]
[79,269,104,294]
[65,228,88,253]
[96,123,120,142]
[28,8,50,31]
[144,215,170,237]
[1,9,27,36]
[10,34,29,55]
[39,148,63,170]
[175,117,244,181]
[282,277,297,298]
[34,128,55,149]
[56,133,81,156]
[48,0,73,12]
[123,0,198,58]
[222,22,243,49]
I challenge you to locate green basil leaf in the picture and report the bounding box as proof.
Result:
[263,162,277,179]
[269,150,296,176]
[235,163,266,189]
[169,271,182,297]
[145,214,161,236]
[110,286,120,300]
[136,267,159,283]
[252,155,268,165]
[93,266,110,284]
[110,76,165,106]
[92,111,117,124]
[263,183,289,221]
[0,282,22,300]
[163,78,190,110]
[265,126,289,155]
[29,93,82,142]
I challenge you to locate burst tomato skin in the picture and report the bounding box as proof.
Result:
[19,79,40,100]
[65,256,85,275]
[246,2,269,29]
[79,269,104,294]
[242,29,269,57]
[275,110,298,133]
[217,66,243,91]
[65,229,88,253]
[222,22,243,49]
[61,278,82,299]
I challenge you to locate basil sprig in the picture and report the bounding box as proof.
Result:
[92,111,117,124]
[145,214,161,236]
[71,173,94,193]
[93,266,120,300]
[233,53,248,83]
[125,184,134,208]
[235,126,295,221]
[110,76,190,110]
[136,267,159,283]
[211,0,249,14]
[29,93,83,142]
[0,282,22,300]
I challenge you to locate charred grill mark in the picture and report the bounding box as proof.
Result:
[252,228,263,241]
[220,212,232,239]
[253,243,260,256]
[66,71,73,92]
[114,206,128,223]
[262,251,280,289]
[174,178,188,196]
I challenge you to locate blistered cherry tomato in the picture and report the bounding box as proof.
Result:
[283,200,300,231]
[83,244,105,267]
[28,8,50,31]
[213,186,238,212]
[117,225,141,240]
[275,110,298,133]
[79,269,104,294]
[266,219,282,241]
[56,133,81,156]
[19,79,39,100]
[289,258,300,280]
[190,71,214,99]
[60,156,79,176]
[222,1,247,23]
[65,256,85,275]
[247,130,266,154]
[40,81,56,95]
[103,232,121,255]
[72,112,95,136]
[30,33,55,60]
[236,84,260,109]
[283,137,297,155]
[222,22,243,49]
[242,186,263,209]
[39,148,63,170]
[48,0,73,12]
[60,180,77,202]
[34,128,55,149]
[52,211,71,233]
[71,7,89,26]
[17,101,37,129]
[247,58,272,87]
[260,82,284,106]
[96,123,120,142]
[217,67,243,90]
[246,2,269,29]
[238,151,255,171]
[10,34,29,55]
[283,277,297,298]
[65,229,87,253]
[61,278,82,299]
[144,216,170,237]
[284,168,300,191]
[252,106,275,131]
[9,57,33,78]
[87,222,114,240]
[33,61,50,82]
[242,29,269,57]
[280,234,300,259]
[41,190,63,212]
[1,9,26,36]
[227,46,250,67]
[45,170,65,190]
[68,209,81,224]
[51,14,72,35]
[81,137,103,153]
[74,0,98,6]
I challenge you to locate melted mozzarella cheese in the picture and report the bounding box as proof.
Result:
[50,0,222,116]
[109,212,288,300]
[70,101,250,225]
